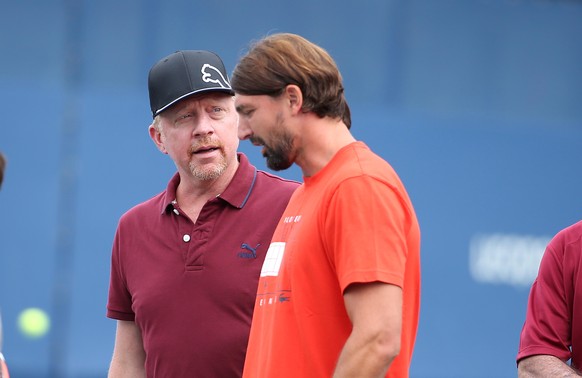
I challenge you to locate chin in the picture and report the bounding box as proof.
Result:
[190,161,228,181]
[267,159,293,171]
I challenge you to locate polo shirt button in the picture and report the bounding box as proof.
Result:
[183,234,191,242]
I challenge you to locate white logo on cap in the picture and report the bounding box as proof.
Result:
[201,64,231,89]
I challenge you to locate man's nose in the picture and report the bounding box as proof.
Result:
[193,114,215,137]
[237,118,252,140]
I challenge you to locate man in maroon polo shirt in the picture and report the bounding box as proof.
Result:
[517,221,582,377]
[106,50,298,377]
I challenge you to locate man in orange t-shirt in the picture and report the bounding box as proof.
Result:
[232,33,421,378]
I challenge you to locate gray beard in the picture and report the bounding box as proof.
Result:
[189,157,228,181]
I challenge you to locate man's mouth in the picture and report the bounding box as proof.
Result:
[196,146,218,152]
[249,136,264,147]
[191,145,220,155]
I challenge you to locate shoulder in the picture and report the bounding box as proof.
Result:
[118,191,166,224]
[322,145,416,218]
[555,220,582,243]
[329,143,400,185]
[547,220,582,257]
[241,171,299,210]
[537,221,582,277]
[255,170,301,192]
[332,150,407,203]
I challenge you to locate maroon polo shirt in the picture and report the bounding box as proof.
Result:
[517,220,582,369]
[107,153,298,377]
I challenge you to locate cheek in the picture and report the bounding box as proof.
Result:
[164,134,191,154]
[225,127,240,148]
[244,117,261,134]
[218,118,240,146]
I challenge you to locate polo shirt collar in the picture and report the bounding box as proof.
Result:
[218,153,257,209]
[161,153,257,214]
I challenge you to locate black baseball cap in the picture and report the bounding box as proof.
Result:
[148,50,234,118]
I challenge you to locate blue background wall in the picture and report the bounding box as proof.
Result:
[1,0,581,377]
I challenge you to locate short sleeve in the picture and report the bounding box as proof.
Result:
[106,224,135,321]
[517,242,572,363]
[323,175,412,293]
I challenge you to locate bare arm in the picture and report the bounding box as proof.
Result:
[333,282,402,378]
[108,320,146,378]
[518,355,581,378]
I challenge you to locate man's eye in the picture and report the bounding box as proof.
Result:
[212,107,225,113]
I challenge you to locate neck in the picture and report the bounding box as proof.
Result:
[175,157,239,221]
[295,115,355,177]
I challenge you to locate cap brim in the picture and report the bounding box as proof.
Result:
[153,87,235,117]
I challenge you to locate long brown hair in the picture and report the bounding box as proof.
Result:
[232,33,351,129]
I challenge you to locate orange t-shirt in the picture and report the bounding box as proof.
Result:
[243,142,421,378]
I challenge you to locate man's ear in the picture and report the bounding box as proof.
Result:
[149,123,168,154]
[285,84,303,115]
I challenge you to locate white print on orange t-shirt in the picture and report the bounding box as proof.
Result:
[260,242,286,277]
